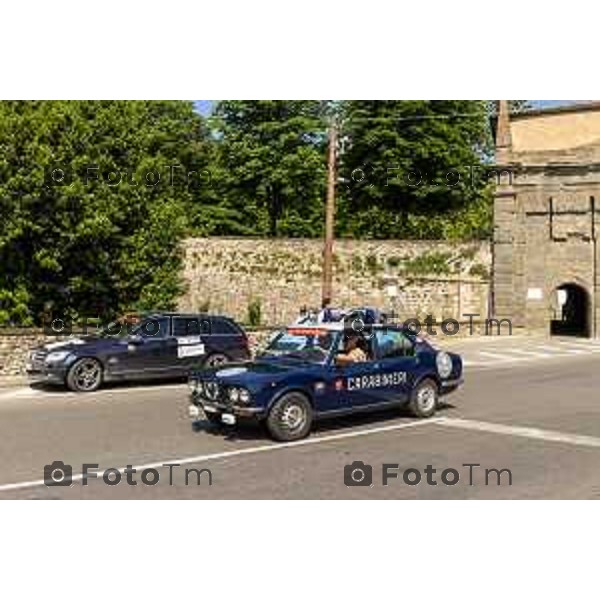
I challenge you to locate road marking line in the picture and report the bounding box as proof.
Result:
[437,417,600,449]
[533,345,587,354]
[478,351,518,361]
[555,345,598,353]
[555,340,600,349]
[0,383,186,403]
[0,417,442,493]
[503,349,553,358]
[472,349,599,366]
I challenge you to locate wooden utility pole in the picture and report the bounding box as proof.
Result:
[321,120,337,306]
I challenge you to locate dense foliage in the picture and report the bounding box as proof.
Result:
[0,99,517,324]
[0,101,210,325]
[199,101,327,237]
[337,100,493,239]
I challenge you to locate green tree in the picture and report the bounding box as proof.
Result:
[338,100,492,239]
[486,100,533,115]
[210,101,327,236]
[0,101,210,325]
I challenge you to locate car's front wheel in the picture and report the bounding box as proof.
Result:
[266,392,313,442]
[408,379,438,418]
[66,358,103,392]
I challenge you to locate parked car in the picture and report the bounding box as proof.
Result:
[188,322,463,441]
[26,312,250,392]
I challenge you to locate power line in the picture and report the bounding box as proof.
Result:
[346,112,492,122]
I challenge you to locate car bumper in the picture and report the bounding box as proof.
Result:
[440,377,463,392]
[25,364,68,385]
[189,394,265,421]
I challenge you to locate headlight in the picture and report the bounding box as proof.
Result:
[228,387,251,404]
[436,352,453,379]
[45,351,71,364]
[188,378,199,393]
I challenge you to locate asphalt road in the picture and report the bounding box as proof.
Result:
[1,339,600,499]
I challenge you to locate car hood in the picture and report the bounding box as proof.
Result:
[196,358,311,387]
[38,335,125,353]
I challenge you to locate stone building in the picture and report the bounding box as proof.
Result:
[493,100,600,337]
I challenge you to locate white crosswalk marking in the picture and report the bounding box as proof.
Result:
[460,338,600,369]
[534,345,585,354]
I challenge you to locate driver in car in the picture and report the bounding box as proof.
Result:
[335,333,367,366]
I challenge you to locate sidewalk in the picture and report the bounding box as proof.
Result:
[0,375,27,389]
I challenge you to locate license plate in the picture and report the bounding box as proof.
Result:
[188,405,202,420]
[221,414,236,425]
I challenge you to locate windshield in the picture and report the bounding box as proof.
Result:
[261,328,336,364]
[95,320,131,338]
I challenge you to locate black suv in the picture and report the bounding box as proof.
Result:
[26,313,251,392]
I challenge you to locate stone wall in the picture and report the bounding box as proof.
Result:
[0,331,55,377]
[494,102,600,338]
[180,238,491,326]
[0,238,492,379]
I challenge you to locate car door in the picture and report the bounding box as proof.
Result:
[323,332,383,412]
[117,316,174,378]
[371,328,417,403]
[205,316,248,361]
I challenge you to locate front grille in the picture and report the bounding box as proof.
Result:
[29,350,47,370]
[204,381,220,400]
[202,381,234,407]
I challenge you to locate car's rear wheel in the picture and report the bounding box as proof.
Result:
[408,379,438,418]
[204,353,229,368]
[266,392,313,442]
[66,358,103,392]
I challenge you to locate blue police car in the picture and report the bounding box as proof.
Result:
[188,322,463,441]
[26,312,250,392]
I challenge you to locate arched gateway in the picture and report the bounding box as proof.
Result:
[492,101,600,338]
[550,283,591,337]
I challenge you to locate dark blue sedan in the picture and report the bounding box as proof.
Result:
[188,323,463,441]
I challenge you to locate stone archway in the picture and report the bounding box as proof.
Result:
[550,283,591,338]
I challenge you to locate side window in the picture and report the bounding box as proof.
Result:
[335,333,374,361]
[210,318,238,335]
[375,330,414,359]
[139,317,170,339]
[173,317,203,337]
